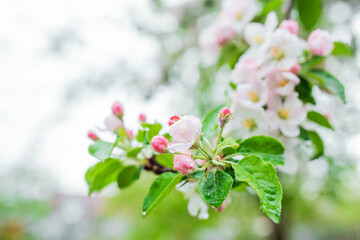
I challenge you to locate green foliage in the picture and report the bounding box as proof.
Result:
[301,56,326,69]
[155,154,174,168]
[296,0,322,30]
[201,104,225,137]
[232,155,282,223]
[233,136,285,166]
[136,129,146,143]
[198,170,233,208]
[303,69,346,103]
[88,140,114,161]
[259,0,283,17]
[127,147,142,158]
[295,76,316,104]
[86,158,123,195]
[141,123,162,142]
[217,43,247,70]
[307,111,333,130]
[299,128,324,160]
[143,172,183,217]
[332,42,352,56]
[117,165,141,189]
[215,137,239,155]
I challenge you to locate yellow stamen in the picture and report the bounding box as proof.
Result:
[243,118,257,131]
[278,108,290,120]
[252,35,264,44]
[279,79,289,87]
[270,46,285,60]
[248,91,260,102]
[235,12,243,20]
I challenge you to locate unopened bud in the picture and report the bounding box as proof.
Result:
[218,107,232,128]
[151,135,168,153]
[168,115,180,126]
[88,130,99,141]
[126,129,134,139]
[139,113,146,123]
[174,154,195,175]
[112,101,124,118]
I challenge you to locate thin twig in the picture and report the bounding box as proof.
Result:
[284,0,295,20]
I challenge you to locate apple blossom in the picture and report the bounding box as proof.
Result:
[290,63,301,74]
[104,115,123,132]
[244,12,278,47]
[168,115,180,126]
[279,19,299,35]
[266,93,307,137]
[87,130,99,141]
[231,58,258,84]
[168,116,202,153]
[266,70,300,96]
[151,135,168,153]
[173,154,196,175]
[307,29,334,56]
[112,101,124,118]
[231,79,268,109]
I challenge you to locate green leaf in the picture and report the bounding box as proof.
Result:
[332,42,352,56]
[201,104,225,137]
[198,170,233,208]
[88,140,114,161]
[299,128,324,159]
[189,170,205,180]
[301,56,326,69]
[117,165,140,189]
[217,43,247,70]
[295,76,316,104]
[308,131,324,160]
[307,111,333,130]
[234,136,285,166]
[142,123,162,142]
[232,155,282,223]
[216,137,239,155]
[296,0,322,30]
[304,69,346,103]
[155,154,174,168]
[126,147,142,158]
[142,172,183,217]
[259,0,283,16]
[87,158,123,195]
[136,130,146,143]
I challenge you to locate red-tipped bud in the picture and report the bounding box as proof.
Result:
[112,101,124,118]
[151,135,168,153]
[218,107,232,128]
[168,115,180,126]
[126,129,134,139]
[139,113,146,123]
[174,154,195,175]
[290,63,301,74]
[88,130,99,141]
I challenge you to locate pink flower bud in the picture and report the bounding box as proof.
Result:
[139,113,146,123]
[174,154,195,175]
[218,107,232,128]
[126,129,134,139]
[279,19,299,35]
[111,101,124,118]
[307,29,334,56]
[290,63,301,74]
[87,130,99,141]
[104,115,123,132]
[151,135,168,153]
[168,115,180,126]
[215,199,228,212]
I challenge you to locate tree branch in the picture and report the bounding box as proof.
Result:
[284,0,295,20]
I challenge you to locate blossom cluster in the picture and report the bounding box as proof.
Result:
[200,5,335,138]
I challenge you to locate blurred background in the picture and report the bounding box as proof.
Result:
[1,0,360,239]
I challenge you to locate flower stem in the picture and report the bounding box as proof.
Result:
[198,146,212,160]
[214,127,224,153]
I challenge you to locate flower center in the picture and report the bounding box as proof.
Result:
[235,12,243,20]
[248,91,259,102]
[279,79,289,87]
[278,108,290,120]
[243,118,257,131]
[252,34,264,44]
[270,46,285,60]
